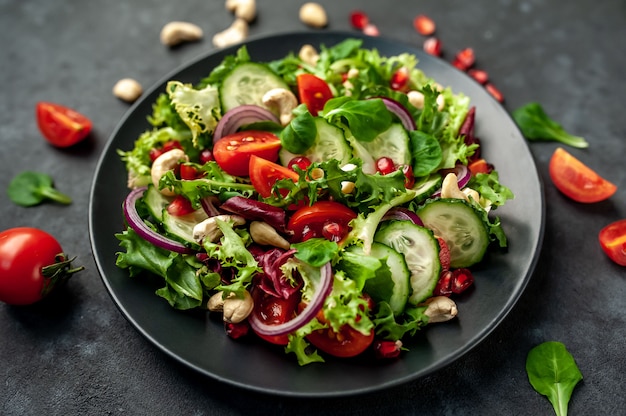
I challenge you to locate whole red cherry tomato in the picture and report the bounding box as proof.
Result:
[0,227,83,305]
[36,102,92,148]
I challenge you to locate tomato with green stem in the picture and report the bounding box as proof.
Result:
[598,219,626,266]
[549,147,617,203]
[36,102,92,148]
[0,227,83,305]
[213,131,281,177]
[296,74,333,115]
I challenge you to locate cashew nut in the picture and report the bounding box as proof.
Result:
[151,149,188,195]
[192,215,246,243]
[440,173,469,201]
[421,296,458,323]
[342,68,359,96]
[407,90,445,111]
[262,88,298,125]
[249,221,290,250]
[225,0,256,22]
[113,78,143,103]
[299,3,328,28]
[160,21,203,46]
[208,291,226,312]
[223,290,254,323]
[212,18,248,48]
[299,44,320,66]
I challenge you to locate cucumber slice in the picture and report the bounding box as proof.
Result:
[162,208,208,247]
[417,198,490,268]
[374,221,441,305]
[220,62,290,112]
[347,242,410,315]
[410,174,442,203]
[142,185,171,222]
[360,123,411,166]
[279,118,352,166]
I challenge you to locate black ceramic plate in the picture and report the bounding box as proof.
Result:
[89,31,544,397]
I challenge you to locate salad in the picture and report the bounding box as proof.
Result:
[115,38,514,365]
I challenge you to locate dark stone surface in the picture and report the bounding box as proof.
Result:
[1,0,624,414]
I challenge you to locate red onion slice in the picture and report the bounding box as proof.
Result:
[123,187,195,254]
[431,164,472,197]
[213,105,280,143]
[248,262,333,337]
[200,195,221,217]
[378,97,416,131]
[381,207,424,226]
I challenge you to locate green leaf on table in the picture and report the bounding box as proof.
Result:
[526,341,583,416]
[512,102,589,148]
[7,171,72,207]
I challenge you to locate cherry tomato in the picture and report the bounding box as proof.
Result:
[150,140,183,162]
[36,102,92,148]
[287,201,357,242]
[305,308,374,358]
[213,131,281,177]
[166,195,195,216]
[179,163,202,180]
[549,147,617,203]
[598,219,626,266]
[249,155,300,198]
[0,227,82,305]
[251,290,300,345]
[296,74,333,115]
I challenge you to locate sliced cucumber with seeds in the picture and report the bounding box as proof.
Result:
[410,174,442,203]
[360,123,411,166]
[347,242,410,315]
[374,221,441,305]
[143,185,170,222]
[417,198,490,268]
[220,62,290,112]
[279,117,352,166]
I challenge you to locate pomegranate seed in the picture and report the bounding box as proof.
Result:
[423,37,442,56]
[390,67,410,92]
[375,157,396,175]
[350,10,369,30]
[162,140,183,152]
[434,270,453,297]
[485,83,504,103]
[413,14,436,36]
[199,149,214,164]
[468,68,489,85]
[224,321,250,339]
[373,339,403,359]
[451,268,474,294]
[149,147,165,162]
[363,23,380,36]
[288,156,312,172]
[452,48,475,71]
[322,221,346,242]
[400,164,415,189]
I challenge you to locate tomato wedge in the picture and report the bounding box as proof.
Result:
[36,102,92,147]
[598,219,626,266]
[305,307,374,358]
[213,131,281,177]
[549,147,617,203]
[296,73,333,115]
[287,201,357,242]
[251,290,300,345]
[249,155,299,198]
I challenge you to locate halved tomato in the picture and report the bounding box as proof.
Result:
[287,201,357,242]
[249,155,300,198]
[36,102,92,148]
[549,147,617,203]
[305,307,374,358]
[296,73,333,115]
[598,219,626,266]
[213,131,281,177]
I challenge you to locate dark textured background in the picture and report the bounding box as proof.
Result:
[1,0,624,414]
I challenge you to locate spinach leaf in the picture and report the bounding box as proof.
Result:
[7,171,72,207]
[323,97,392,142]
[512,103,589,148]
[526,341,583,416]
[292,238,338,267]
[280,104,317,154]
[409,130,442,177]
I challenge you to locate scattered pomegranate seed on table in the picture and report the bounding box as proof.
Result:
[363,23,380,36]
[423,37,442,56]
[413,14,436,36]
[452,47,476,71]
[485,83,505,102]
[468,68,489,84]
[350,10,369,30]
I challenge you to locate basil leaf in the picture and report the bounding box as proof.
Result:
[323,97,392,142]
[292,238,338,267]
[409,130,443,177]
[512,102,589,148]
[280,104,317,153]
[526,341,583,416]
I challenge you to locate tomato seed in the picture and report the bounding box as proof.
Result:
[413,14,436,36]
[350,10,369,30]
[423,37,442,56]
